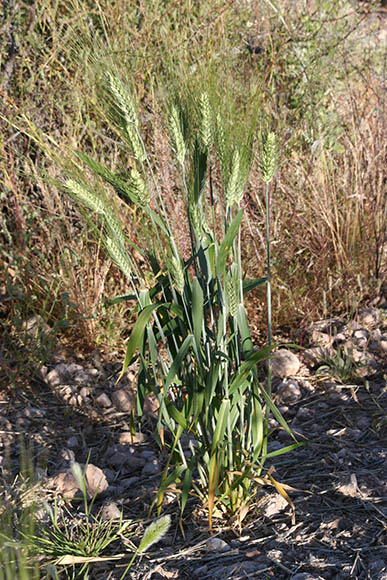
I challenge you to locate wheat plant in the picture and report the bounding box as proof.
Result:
[60,69,299,530]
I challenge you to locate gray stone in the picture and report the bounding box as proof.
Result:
[100,500,122,521]
[46,369,61,386]
[270,349,300,377]
[111,389,133,412]
[96,393,112,408]
[302,346,330,367]
[358,307,380,327]
[66,436,79,449]
[205,537,230,552]
[278,379,302,403]
[262,493,288,517]
[142,458,161,476]
[66,363,84,375]
[24,315,52,337]
[352,328,369,348]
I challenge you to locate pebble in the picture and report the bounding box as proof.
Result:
[142,458,161,476]
[111,389,133,412]
[205,537,230,552]
[271,349,300,377]
[100,500,122,521]
[67,436,79,449]
[46,368,61,386]
[278,379,302,403]
[358,307,380,327]
[60,448,75,463]
[352,328,369,348]
[96,393,112,408]
[194,565,208,577]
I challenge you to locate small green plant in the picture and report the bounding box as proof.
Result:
[33,462,135,578]
[316,346,362,383]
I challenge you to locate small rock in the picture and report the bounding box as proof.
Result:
[67,436,79,449]
[302,347,330,367]
[112,389,133,412]
[118,432,136,445]
[48,470,79,498]
[120,476,141,488]
[24,315,52,337]
[352,328,369,349]
[378,338,387,353]
[278,379,302,403]
[194,565,208,577]
[74,372,92,384]
[270,349,300,378]
[262,493,288,517]
[24,407,46,418]
[60,448,75,463]
[141,450,156,460]
[310,330,333,347]
[357,416,371,430]
[83,464,109,497]
[46,369,62,386]
[333,332,346,345]
[66,363,84,375]
[142,458,161,476]
[80,386,91,398]
[48,463,108,499]
[96,393,112,408]
[107,451,144,471]
[358,307,380,327]
[100,500,122,521]
[205,537,230,552]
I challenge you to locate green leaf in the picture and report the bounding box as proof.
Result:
[236,304,253,358]
[211,398,230,454]
[118,304,164,381]
[165,401,190,431]
[228,345,273,396]
[216,209,244,276]
[164,334,193,391]
[242,277,267,294]
[192,278,204,347]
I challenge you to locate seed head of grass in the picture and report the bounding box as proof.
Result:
[169,106,186,166]
[200,92,213,150]
[260,132,277,183]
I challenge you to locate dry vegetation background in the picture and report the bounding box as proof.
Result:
[0,0,386,377]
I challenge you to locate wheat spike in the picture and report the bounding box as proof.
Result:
[225,149,242,207]
[104,71,138,127]
[169,106,186,166]
[103,72,145,162]
[105,236,132,280]
[225,270,239,317]
[128,167,149,207]
[168,255,185,294]
[260,132,277,183]
[200,92,213,149]
[64,179,105,215]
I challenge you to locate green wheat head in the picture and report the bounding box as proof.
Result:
[64,179,105,215]
[260,131,277,183]
[200,92,213,150]
[103,71,145,162]
[169,105,186,166]
[168,254,185,294]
